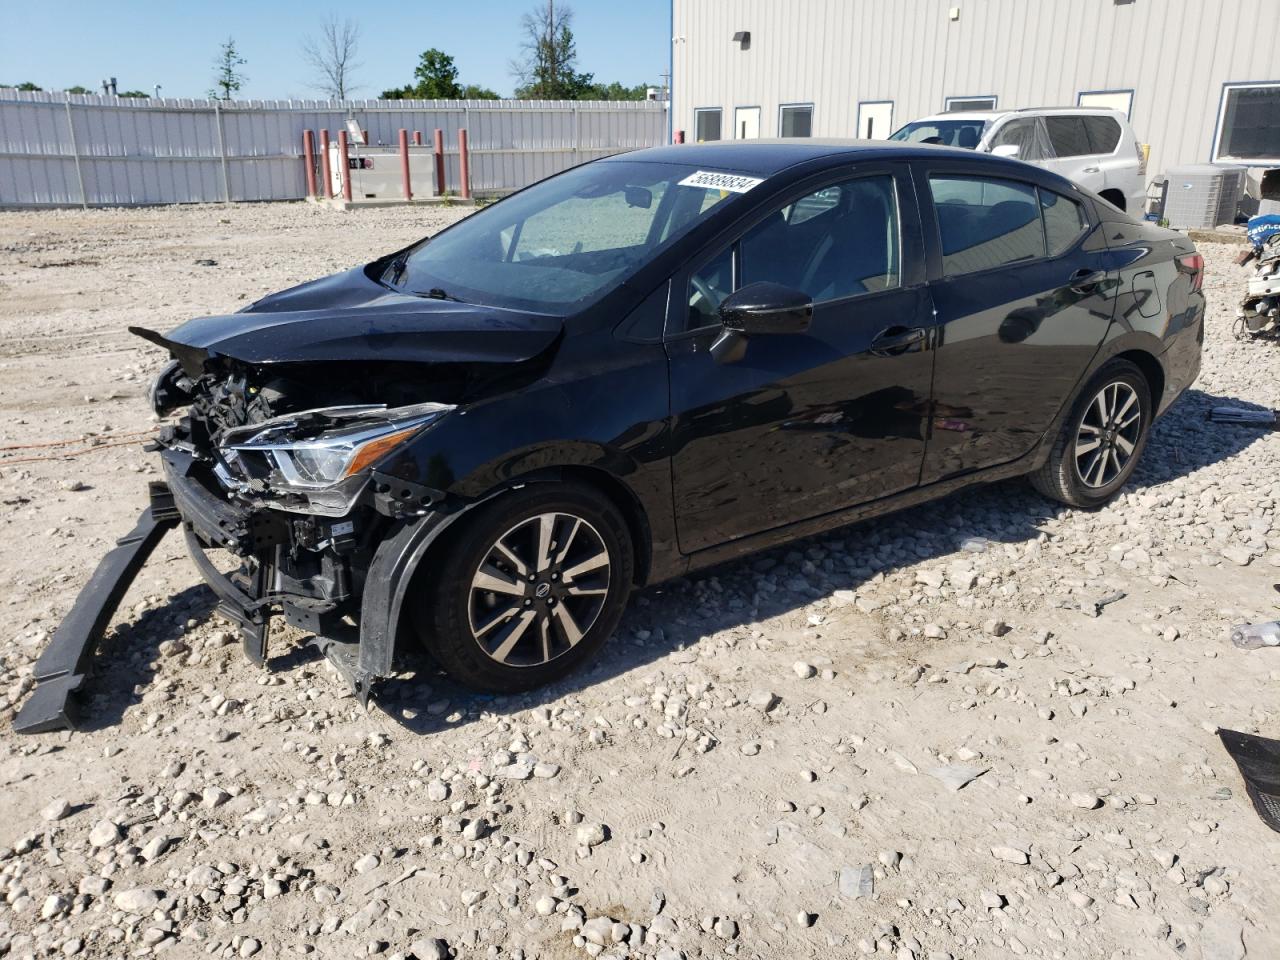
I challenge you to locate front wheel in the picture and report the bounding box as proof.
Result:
[420,484,634,693]
[1030,359,1152,508]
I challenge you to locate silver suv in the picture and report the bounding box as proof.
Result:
[890,107,1147,215]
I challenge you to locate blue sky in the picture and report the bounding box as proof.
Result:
[2,0,672,99]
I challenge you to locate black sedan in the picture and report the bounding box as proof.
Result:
[23,139,1207,721]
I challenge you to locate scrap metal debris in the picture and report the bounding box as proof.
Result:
[1208,405,1278,427]
[1218,728,1280,833]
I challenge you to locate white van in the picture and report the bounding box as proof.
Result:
[890,107,1147,215]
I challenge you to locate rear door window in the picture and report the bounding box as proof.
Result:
[1044,116,1093,157]
[1082,116,1122,154]
[929,176,1047,276]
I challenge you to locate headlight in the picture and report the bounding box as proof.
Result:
[149,359,192,416]
[219,402,452,516]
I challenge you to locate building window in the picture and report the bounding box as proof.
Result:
[780,103,813,137]
[1078,89,1133,118]
[694,108,722,142]
[945,95,997,112]
[1214,82,1280,163]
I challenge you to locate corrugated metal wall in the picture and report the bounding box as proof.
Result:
[0,91,668,207]
[673,0,1280,181]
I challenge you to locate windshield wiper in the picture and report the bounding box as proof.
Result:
[385,251,410,286]
[414,287,465,302]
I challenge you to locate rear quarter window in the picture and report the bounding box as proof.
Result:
[1083,116,1122,154]
[1040,189,1089,255]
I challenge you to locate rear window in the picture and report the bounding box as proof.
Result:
[1083,116,1122,153]
[1044,116,1092,157]
[1040,189,1089,255]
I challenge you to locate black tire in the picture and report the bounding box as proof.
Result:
[420,483,634,693]
[1030,359,1152,509]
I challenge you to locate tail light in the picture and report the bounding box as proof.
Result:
[1135,141,1148,176]
[1178,252,1204,292]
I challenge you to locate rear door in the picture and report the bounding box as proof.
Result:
[665,164,934,553]
[913,162,1116,484]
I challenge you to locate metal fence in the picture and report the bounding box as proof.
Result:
[0,90,669,208]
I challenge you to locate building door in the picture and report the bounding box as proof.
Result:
[735,106,761,139]
[857,101,894,139]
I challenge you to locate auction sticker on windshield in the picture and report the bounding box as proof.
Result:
[678,170,765,193]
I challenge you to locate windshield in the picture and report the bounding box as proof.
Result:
[889,119,989,149]
[386,160,737,312]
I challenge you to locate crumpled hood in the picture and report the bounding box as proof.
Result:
[131,265,563,373]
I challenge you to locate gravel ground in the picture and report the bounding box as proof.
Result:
[0,201,1278,960]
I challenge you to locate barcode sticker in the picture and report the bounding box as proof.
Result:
[678,170,765,193]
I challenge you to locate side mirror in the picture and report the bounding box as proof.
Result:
[711,282,812,363]
[990,143,1020,159]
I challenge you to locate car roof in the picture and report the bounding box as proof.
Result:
[606,138,985,177]
[910,107,1127,124]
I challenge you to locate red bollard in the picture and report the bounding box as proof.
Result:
[338,130,353,202]
[398,128,412,201]
[433,128,445,196]
[458,128,471,200]
[319,129,333,198]
[302,130,317,198]
[413,130,423,146]
[674,129,685,144]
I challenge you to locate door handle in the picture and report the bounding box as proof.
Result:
[870,326,927,356]
[1081,165,1101,173]
[1068,268,1106,293]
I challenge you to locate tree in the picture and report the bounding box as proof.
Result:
[65,85,92,95]
[119,90,151,99]
[579,80,650,101]
[15,81,42,91]
[302,16,361,99]
[209,38,247,100]
[510,1,594,100]
[412,49,462,99]
[460,83,501,100]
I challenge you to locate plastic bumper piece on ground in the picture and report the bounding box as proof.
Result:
[13,484,179,734]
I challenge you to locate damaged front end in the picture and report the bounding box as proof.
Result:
[153,362,454,692]
[15,270,563,732]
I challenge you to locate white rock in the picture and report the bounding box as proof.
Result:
[793,661,816,679]
[991,845,1029,865]
[576,822,607,847]
[114,888,163,913]
[88,820,122,849]
[41,798,71,822]
[408,938,449,960]
[1070,793,1102,809]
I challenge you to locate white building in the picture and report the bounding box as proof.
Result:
[671,0,1280,185]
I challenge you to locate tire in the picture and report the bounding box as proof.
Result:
[1030,359,1152,509]
[420,483,634,693]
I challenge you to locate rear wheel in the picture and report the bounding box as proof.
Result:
[1030,359,1152,508]
[421,484,634,693]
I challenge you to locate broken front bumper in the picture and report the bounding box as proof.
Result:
[13,487,180,734]
[14,444,464,733]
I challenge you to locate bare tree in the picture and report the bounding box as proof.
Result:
[302,16,362,100]
[510,0,589,99]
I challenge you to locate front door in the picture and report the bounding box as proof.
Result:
[735,106,761,139]
[666,165,934,554]
[914,164,1117,483]
[856,101,894,140]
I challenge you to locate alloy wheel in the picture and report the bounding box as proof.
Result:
[467,512,612,667]
[1074,381,1142,489]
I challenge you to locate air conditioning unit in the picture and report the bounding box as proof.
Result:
[1162,163,1246,229]
[327,142,439,200]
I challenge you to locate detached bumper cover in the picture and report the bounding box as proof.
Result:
[13,486,179,734]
